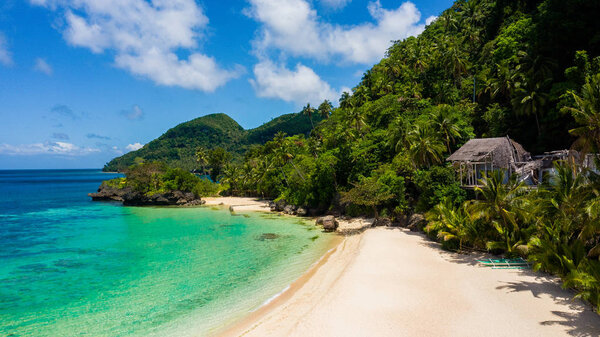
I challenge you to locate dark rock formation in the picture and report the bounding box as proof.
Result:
[372,217,392,227]
[88,184,129,202]
[296,207,308,216]
[89,184,204,206]
[316,215,339,232]
[283,204,297,215]
[268,199,311,216]
[407,213,426,232]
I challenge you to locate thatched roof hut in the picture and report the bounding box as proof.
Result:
[447,136,531,168]
[447,137,535,187]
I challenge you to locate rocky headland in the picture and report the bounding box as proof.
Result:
[88,183,205,206]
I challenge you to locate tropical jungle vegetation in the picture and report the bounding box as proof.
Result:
[103,112,322,171]
[102,0,600,311]
[104,162,222,198]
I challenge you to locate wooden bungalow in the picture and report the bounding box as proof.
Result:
[447,136,536,188]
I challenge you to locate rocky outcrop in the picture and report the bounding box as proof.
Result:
[283,204,297,214]
[372,217,392,227]
[407,213,426,232]
[268,200,313,216]
[296,207,308,216]
[88,184,129,202]
[316,215,339,232]
[89,184,204,206]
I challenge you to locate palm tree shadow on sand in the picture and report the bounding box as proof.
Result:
[387,227,600,336]
[497,280,600,337]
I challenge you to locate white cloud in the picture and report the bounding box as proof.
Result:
[246,0,426,64]
[251,59,339,105]
[0,33,13,66]
[126,142,143,151]
[32,0,241,91]
[120,105,144,120]
[34,58,53,75]
[425,15,437,25]
[0,141,100,156]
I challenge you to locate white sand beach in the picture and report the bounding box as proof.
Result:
[220,227,600,337]
[202,197,271,212]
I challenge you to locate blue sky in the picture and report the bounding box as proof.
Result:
[0,0,452,169]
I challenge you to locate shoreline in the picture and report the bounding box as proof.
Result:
[219,228,599,336]
[207,198,600,337]
[203,197,599,336]
[214,234,348,337]
[201,196,375,234]
[202,197,272,213]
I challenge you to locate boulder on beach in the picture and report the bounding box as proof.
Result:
[296,207,308,216]
[316,215,339,231]
[283,204,297,215]
[372,217,392,227]
[407,213,426,232]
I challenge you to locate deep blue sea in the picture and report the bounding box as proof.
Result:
[0,170,333,336]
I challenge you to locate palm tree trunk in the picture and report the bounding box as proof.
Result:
[290,160,306,182]
[280,168,290,186]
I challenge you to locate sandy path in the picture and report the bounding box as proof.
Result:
[222,227,600,337]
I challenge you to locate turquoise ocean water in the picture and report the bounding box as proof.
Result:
[0,170,334,336]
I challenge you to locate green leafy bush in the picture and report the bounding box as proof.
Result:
[414,166,466,212]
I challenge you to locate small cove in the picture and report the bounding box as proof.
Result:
[0,170,335,336]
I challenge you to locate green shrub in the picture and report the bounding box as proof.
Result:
[192,179,222,197]
[414,166,466,212]
[104,177,126,189]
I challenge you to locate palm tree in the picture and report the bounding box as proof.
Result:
[490,62,519,102]
[534,162,598,242]
[353,85,371,105]
[426,199,476,251]
[195,147,208,176]
[271,132,306,183]
[470,171,528,254]
[318,100,333,119]
[441,36,469,84]
[512,78,549,137]
[339,91,352,110]
[390,117,410,153]
[405,123,445,168]
[221,163,242,195]
[301,103,316,130]
[563,73,600,155]
[346,107,367,136]
[430,105,462,153]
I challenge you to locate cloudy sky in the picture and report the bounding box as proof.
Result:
[0,0,451,169]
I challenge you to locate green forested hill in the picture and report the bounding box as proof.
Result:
[103,112,320,171]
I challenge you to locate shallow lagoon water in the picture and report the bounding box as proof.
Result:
[0,170,333,336]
